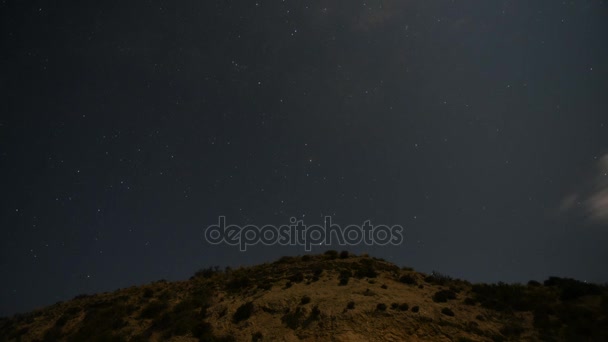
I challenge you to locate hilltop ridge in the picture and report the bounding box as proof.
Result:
[1,252,607,341]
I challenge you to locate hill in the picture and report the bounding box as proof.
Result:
[1,252,607,341]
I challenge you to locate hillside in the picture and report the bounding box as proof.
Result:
[1,252,607,341]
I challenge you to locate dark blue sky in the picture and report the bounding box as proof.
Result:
[1,0,607,316]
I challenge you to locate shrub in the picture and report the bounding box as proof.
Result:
[324,250,338,259]
[339,250,350,259]
[301,295,311,305]
[301,255,311,262]
[195,266,221,278]
[233,302,254,323]
[528,280,541,287]
[310,305,321,320]
[441,308,455,316]
[411,306,419,313]
[381,284,388,289]
[390,303,399,309]
[354,260,378,278]
[252,331,263,341]
[285,281,293,289]
[399,274,417,285]
[464,297,477,306]
[398,303,409,311]
[347,301,355,310]
[500,322,524,337]
[226,276,252,291]
[376,303,387,311]
[425,271,453,286]
[141,301,168,319]
[338,269,351,286]
[288,272,304,283]
[433,290,457,303]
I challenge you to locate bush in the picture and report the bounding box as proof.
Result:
[354,260,378,278]
[226,276,252,291]
[433,290,457,303]
[233,302,254,323]
[390,303,399,309]
[376,303,387,311]
[339,269,351,286]
[411,306,419,313]
[252,331,263,341]
[399,274,417,285]
[301,255,311,262]
[441,308,455,316]
[339,251,350,259]
[324,250,338,259]
[528,280,541,287]
[141,301,168,319]
[381,284,388,289]
[285,281,293,289]
[301,295,311,305]
[288,272,304,283]
[194,266,221,278]
[464,297,477,306]
[347,301,355,310]
[143,288,154,298]
[398,303,409,311]
[500,322,524,337]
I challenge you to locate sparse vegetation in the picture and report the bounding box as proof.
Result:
[433,289,457,303]
[399,274,418,285]
[3,253,608,342]
[233,302,254,323]
[339,250,350,259]
[441,307,455,316]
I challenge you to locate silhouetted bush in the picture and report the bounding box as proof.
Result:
[324,250,338,259]
[399,274,417,285]
[252,331,263,342]
[464,297,477,306]
[338,269,351,286]
[301,295,311,305]
[285,281,293,289]
[424,271,453,286]
[390,303,399,309]
[354,259,378,278]
[288,272,304,283]
[301,255,311,262]
[143,288,154,298]
[433,290,457,303]
[195,266,221,278]
[226,276,252,291]
[527,280,541,287]
[441,308,455,316]
[339,250,350,259]
[500,322,524,337]
[398,303,409,311]
[381,284,388,289]
[141,301,168,319]
[376,303,387,311]
[411,306,419,313]
[233,302,254,323]
[347,301,355,310]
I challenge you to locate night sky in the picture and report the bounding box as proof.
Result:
[1,0,607,316]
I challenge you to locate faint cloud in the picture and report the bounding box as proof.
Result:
[562,154,608,224]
